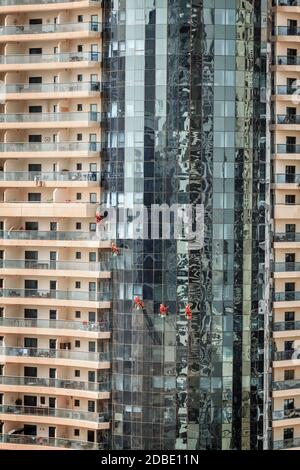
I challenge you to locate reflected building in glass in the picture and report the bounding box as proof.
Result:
[102,0,270,451]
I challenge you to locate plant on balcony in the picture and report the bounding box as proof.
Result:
[185,304,192,321]
[159,304,168,318]
[134,296,144,310]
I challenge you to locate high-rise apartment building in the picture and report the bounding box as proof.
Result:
[272,0,300,452]
[0,0,299,453]
[0,0,110,450]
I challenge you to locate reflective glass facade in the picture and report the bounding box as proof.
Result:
[102,0,269,450]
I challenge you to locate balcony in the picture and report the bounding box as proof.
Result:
[274,320,300,331]
[0,434,104,451]
[0,142,101,159]
[274,233,300,242]
[0,0,100,4]
[0,289,110,302]
[275,115,300,125]
[273,408,300,420]
[0,259,108,270]
[0,52,101,72]
[0,202,97,218]
[275,86,300,95]
[0,22,101,39]
[274,27,300,36]
[276,144,300,154]
[0,346,110,363]
[275,174,300,183]
[272,0,300,5]
[0,404,109,424]
[276,56,300,66]
[273,350,299,360]
[0,112,101,129]
[273,378,300,391]
[273,438,300,450]
[274,292,300,301]
[274,262,300,272]
[0,230,108,242]
[0,171,100,182]
[0,376,110,393]
[4,81,101,98]
[0,317,110,332]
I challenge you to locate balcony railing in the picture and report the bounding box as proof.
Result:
[0,376,110,392]
[275,174,300,183]
[0,434,104,450]
[273,438,300,450]
[273,378,300,391]
[276,56,300,66]
[0,404,109,423]
[274,26,300,36]
[0,230,104,241]
[273,350,300,360]
[0,142,101,152]
[274,262,300,271]
[0,112,101,123]
[0,52,101,65]
[276,230,300,241]
[276,114,300,124]
[0,318,110,332]
[0,346,110,362]
[0,259,109,271]
[0,22,101,35]
[276,85,300,95]
[0,0,101,4]
[274,232,300,241]
[274,320,300,331]
[0,289,110,302]
[0,171,100,182]
[273,408,300,420]
[276,144,300,153]
[5,82,101,93]
[274,291,300,301]
[272,0,300,5]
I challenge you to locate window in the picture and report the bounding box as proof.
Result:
[74,429,80,437]
[29,48,42,55]
[88,341,96,352]
[77,45,83,52]
[89,253,96,262]
[28,193,41,202]
[29,77,42,84]
[77,104,83,112]
[88,371,95,382]
[48,427,56,438]
[40,397,46,405]
[284,428,294,441]
[76,222,82,230]
[77,133,82,141]
[285,195,296,205]
[75,281,81,289]
[284,370,295,381]
[78,15,83,22]
[74,399,80,407]
[24,309,37,319]
[49,368,56,379]
[29,106,42,113]
[49,310,57,320]
[90,193,97,204]
[77,75,83,82]
[75,340,80,348]
[88,401,95,412]
[90,223,96,232]
[75,311,81,319]
[76,193,82,200]
[75,370,80,377]
[76,163,82,171]
[29,18,42,25]
[76,252,81,260]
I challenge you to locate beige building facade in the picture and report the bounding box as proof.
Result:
[0,0,111,450]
